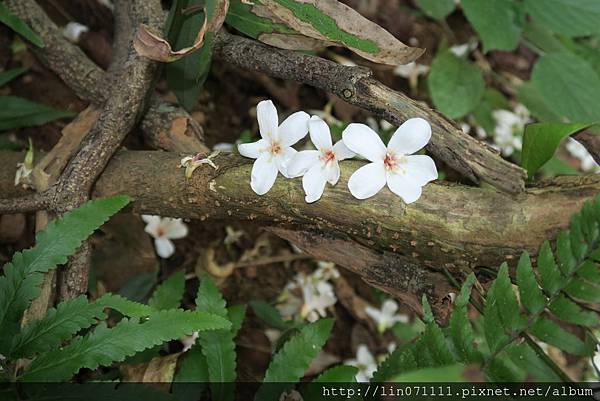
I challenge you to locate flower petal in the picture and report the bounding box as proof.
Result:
[275,147,298,178]
[238,139,267,159]
[256,100,279,140]
[332,140,355,161]
[251,154,278,195]
[163,218,188,239]
[347,162,386,200]
[404,154,438,185]
[308,115,332,150]
[326,161,340,185]
[302,164,328,203]
[279,111,310,147]
[388,117,431,155]
[141,215,160,225]
[386,171,423,204]
[342,123,386,162]
[155,237,175,258]
[287,150,320,178]
[382,299,398,317]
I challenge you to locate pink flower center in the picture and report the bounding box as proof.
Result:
[156,227,166,237]
[269,140,282,155]
[384,152,406,174]
[320,149,336,163]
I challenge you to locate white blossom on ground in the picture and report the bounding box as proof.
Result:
[300,279,337,322]
[180,331,198,352]
[238,100,309,195]
[365,299,409,333]
[342,118,438,203]
[62,22,89,43]
[566,138,600,173]
[287,116,355,203]
[142,215,188,258]
[14,139,34,188]
[490,104,531,157]
[449,40,478,58]
[345,345,377,382]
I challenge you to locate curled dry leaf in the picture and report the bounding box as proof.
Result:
[134,19,208,62]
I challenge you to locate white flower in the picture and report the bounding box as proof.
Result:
[449,40,478,58]
[238,100,309,195]
[180,150,219,178]
[345,345,377,382]
[62,22,89,43]
[566,138,600,173]
[224,226,244,245]
[491,104,530,157]
[365,299,409,333]
[393,62,429,79]
[287,116,355,202]
[277,268,338,322]
[142,215,188,258]
[300,279,337,322]
[180,331,198,352]
[342,118,438,203]
[314,261,340,281]
[15,138,34,188]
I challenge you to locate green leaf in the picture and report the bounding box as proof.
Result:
[548,295,600,327]
[556,230,577,275]
[196,276,227,317]
[482,282,509,354]
[148,271,186,310]
[0,67,27,87]
[504,342,562,382]
[250,300,291,331]
[392,364,467,382]
[485,352,526,382]
[564,277,600,303]
[0,196,130,353]
[371,347,417,382]
[96,293,155,318]
[517,81,561,123]
[492,263,524,332]
[255,318,334,401]
[530,316,594,356]
[415,322,455,367]
[524,0,600,38]
[118,270,157,303]
[461,0,522,52]
[455,273,476,308]
[537,241,562,296]
[427,51,485,119]
[421,294,434,324]
[521,122,594,178]
[20,309,230,381]
[0,96,75,131]
[172,344,209,401]
[415,0,455,20]
[448,273,480,363]
[0,3,44,47]
[302,365,359,401]
[531,53,600,123]
[515,252,546,314]
[577,260,600,286]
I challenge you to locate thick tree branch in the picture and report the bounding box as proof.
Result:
[213,31,527,194]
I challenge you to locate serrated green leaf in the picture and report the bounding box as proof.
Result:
[148,271,186,310]
[416,322,455,367]
[521,123,593,179]
[20,309,230,381]
[250,300,291,331]
[0,67,27,87]
[449,304,482,364]
[196,276,227,317]
[505,342,562,382]
[537,241,562,296]
[0,3,44,47]
[576,260,600,285]
[461,0,522,52]
[493,263,524,332]
[524,0,600,38]
[428,51,485,119]
[255,318,334,401]
[172,344,209,401]
[530,317,594,356]
[485,348,526,382]
[96,293,155,318]
[548,295,600,327]
[516,252,546,314]
[228,304,247,336]
[415,0,455,20]
[455,273,476,308]
[564,277,600,303]
[569,214,588,261]
[482,282,509,354]
[392,364,467,382]
[371,346,417,382]
[0,96,75,131]
[0,196,130,353]
[556,231,577,275]
[421,294,434,324]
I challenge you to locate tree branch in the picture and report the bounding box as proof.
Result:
[213,31,527,194]
[0,193,48,214]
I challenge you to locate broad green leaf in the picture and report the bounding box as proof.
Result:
[531,53,600,123]
[148,271,186,310]
[392,364,467,382]
[0,196,130,354]
[0,67,27,87]
[415,0,455,20]
[461,0,522,52]
[427,51,485,119]
[172,344,209,401]
[255,318,334,401]
[530,317,594,356]
[0,96,75,131]
[548,295,600,327]
[20,309,230,381]
[524,0,600,38]
[521,122,593,178]
[517,81,561,123]
[515,252,546,314]
[522,20,569,54]
[537,241,562,296]
[371,346,417,382]
[250,300,291,330]
[472,88,509,133]
[0,3,44,47]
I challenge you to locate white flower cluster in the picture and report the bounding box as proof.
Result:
[276,262,340,322]
[238,100,438,204]
[566,139,600,173]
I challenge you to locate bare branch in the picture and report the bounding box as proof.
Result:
[0,193,48,214]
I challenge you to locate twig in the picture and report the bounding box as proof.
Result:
[0,193,48,214]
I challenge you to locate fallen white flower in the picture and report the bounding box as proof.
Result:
[365,299,409,333]
[223,226,245,245]
[345,345,377,383]
[287,116,355,202]
[62,22,89,43]
[238,100,309,195]
[142,215,188,258]
[342,118,438,203]
[14,139,34,188]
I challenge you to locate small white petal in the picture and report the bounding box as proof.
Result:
[365,306,383,323]
[155,237,175,258]
[332,140,355,161]
[388,118,432,155]
[403,155,438,185]
[342,123,386,162]
[163,218,188,239]
[386,172,423,204]
[141,215,160,225]
[275,147,298,178]
[62,22,89,43]
[251,154,278,195]
[308,115,332,150]
[279,111,310,147]
[143,219,162,238]
[382,299,399,316]
[256,100,279,140]
[302,164,328,203]
[287,150,320,178]
[326,161,340,185]
[348,162,386,200]
[238,139,267,159]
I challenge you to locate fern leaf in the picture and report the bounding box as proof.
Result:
[576,260,600,285]
[556,231,577,275]
[449,275,482,364]
[9,295,105,359]
[548,295,600,327]
[249,300,291,331]
[0,195,129,353]
[195,276,227,317]
[564,278,600,303]
[421,294,434,324]
[19,309,230,381]
[255,318,334,401]
[486,352,526,382]
[392,364,467,382]
[493,263,525,332]
[515,253,546,314]
[148,271,185,310]
[504,342,561,382]
[537,241,562,296]
[482,283,509,354]
[415,321,455,367]
[95,293,154,317]
[371,346,417,382]
[530,317,594,356]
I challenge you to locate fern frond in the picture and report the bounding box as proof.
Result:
[148,271,185,310]
[19,309,230,381]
